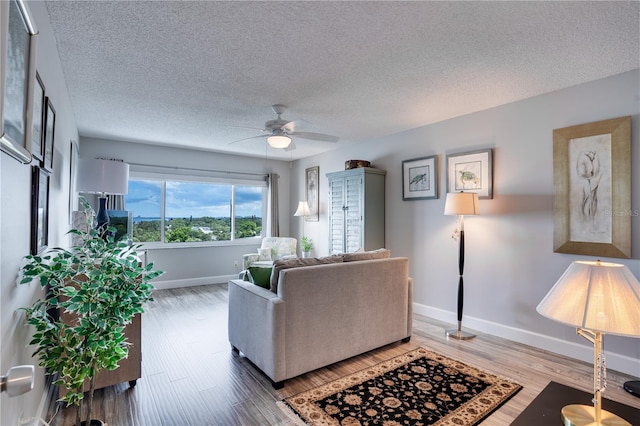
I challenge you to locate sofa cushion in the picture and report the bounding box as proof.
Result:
[343,248,391,262]
[270,255,344,293]
[258,248,272,261]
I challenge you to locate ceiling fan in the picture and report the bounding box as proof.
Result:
[232,104,339,150]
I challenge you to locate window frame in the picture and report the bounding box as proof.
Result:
[127,171,267,248]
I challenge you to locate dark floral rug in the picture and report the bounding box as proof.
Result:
[280,347,522,425]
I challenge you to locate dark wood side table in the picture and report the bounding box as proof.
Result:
[623,381,640,398]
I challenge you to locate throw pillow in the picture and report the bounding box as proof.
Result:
[343,248,391,262]
[270,255,344,293]
[258,248,272,261]
[247,266,271,289]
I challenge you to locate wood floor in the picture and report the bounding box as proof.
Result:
[47,283,639,426]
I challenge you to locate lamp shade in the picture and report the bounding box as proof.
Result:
[267,134,292,149]
[76,159,129,195]
[537,260,640,337]
[293,201,311,217]
[444,192,479,216]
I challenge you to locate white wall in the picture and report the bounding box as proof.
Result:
[290,69,640,376]
[0,1,79,423]
[2,4,637,422]
[79,138,293,289]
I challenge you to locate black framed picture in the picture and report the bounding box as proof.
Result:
[43,97,56,172]
[30,72,45,162]
[31,166,50,255]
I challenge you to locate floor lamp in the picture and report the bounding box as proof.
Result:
[294,200,311,253]
[537,260,640,426]
[444,191,479,340]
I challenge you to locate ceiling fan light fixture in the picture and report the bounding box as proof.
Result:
[267,134,291,148]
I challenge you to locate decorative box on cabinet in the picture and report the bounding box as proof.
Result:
[327,167,386,254]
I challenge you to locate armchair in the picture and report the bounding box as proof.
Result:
[242,237,297,270]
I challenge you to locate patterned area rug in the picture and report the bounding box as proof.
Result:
[279,347,521,425]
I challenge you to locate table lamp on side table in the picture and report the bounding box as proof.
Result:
[536,260,640,426]
[76,158,129,239]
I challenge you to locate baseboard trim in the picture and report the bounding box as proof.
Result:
[413,302,639,377]
[152,275,235,290]
[24,373,55,426]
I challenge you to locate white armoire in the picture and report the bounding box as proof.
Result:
[326,167,386,254]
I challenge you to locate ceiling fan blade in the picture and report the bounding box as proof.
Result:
[282,120,297,133]
[283,119,312,133]
[229,134,266,144]
[290,131,339,143]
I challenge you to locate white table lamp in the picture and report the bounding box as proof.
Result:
[294,200,311,247]
[537,260,640,426]
[76,158,129,237]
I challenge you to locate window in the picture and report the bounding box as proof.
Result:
[127,180,162,242]
[126,176,265,245]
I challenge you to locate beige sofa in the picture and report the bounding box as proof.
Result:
[227,255,412,388]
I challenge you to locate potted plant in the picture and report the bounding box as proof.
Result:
[20,200,163,426]
[301,236,313,258]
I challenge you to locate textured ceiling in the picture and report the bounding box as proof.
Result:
[44,1,640,160]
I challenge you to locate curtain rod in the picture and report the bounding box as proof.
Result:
[126,162,270,178]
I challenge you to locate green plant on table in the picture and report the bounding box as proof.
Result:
[20,198,163,426]
[301,236,313,252]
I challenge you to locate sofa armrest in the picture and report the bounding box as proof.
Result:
[407,277,413,338]
[227,279,286,382]
[242,253,259,270]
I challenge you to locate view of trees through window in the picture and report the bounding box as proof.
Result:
[126,179,264,243]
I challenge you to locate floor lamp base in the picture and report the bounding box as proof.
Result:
[561,404,631,426]
[445,328,476,340]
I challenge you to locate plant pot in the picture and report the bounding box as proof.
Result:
[81,420,105,426]
[302,251,311,258]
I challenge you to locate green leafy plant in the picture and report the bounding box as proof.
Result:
[301,236,313,252]
[20,199,163,426]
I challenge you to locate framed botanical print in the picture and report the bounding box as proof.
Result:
[402,155,438,200]
[446,148,493,199]
[305,166,319,222]
[553,116,631,258]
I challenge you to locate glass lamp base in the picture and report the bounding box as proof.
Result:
[561,404,631,426]
[445,328,476,340]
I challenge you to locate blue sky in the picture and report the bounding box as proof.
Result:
[126,180,263,218]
